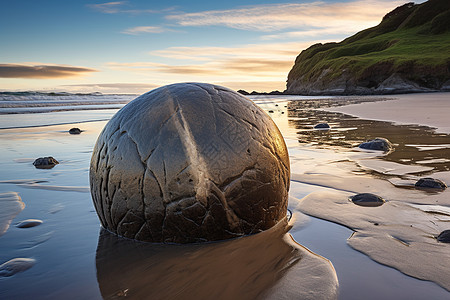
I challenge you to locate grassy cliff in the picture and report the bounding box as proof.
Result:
[286,0,450,95]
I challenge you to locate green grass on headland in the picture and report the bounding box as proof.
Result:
[287,0,450,92]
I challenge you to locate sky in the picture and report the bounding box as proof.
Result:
[0,0,424,94]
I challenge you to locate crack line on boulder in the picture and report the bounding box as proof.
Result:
[172,96,211,206]
[209,181,241,229]
[121,129,148,224]
[219,105,261,133]
[192,83,218,134]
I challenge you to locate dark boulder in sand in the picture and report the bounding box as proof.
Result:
[437,230,450,243]
[314,123,330,129]
[69,128,82,134]
[415,178,447,190]
[33,157,59,169]
[350,193,385,207]
[90,83,290,244]
[358,137,393,152]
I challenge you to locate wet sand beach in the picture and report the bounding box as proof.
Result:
[1,93,450,299]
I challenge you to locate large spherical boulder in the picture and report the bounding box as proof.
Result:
[89,83,290,243]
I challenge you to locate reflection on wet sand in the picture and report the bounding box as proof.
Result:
[296,190,450,291]
[285,98,450,292]
[95,219,338,300]
[288,103,450,173]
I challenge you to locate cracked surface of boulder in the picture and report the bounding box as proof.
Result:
[89,83,290,243]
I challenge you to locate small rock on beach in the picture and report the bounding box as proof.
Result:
[415,178,447,190]
[314,123,330,129]
[16,219,43,228]
[358,137,393,152]
[69,128,82,134]
[350,193,385,207]
[0,258,35,277]
[33,157,59,169]
[437,230,450,243]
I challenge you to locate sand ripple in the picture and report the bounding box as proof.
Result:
[295,190,450,291]
[0,258,35,277]
[0,192,25,237]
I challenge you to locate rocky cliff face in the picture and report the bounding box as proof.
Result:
[286,0,450,95]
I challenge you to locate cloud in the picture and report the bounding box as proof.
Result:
[121,26,171,35]
[108,40,328,81]
[108,57,294,78]
[260,27,358,40]
[146,58,293,76]
[105,40,331,92]
[62,83,159,93]
[87,1,125,14]
[107,59,291,91]
[149,42,314,61]
[217,81,285,92]
[104,40,322,92]
[166,0,405,32]
[0,64,98,79]
[87,1,175,14]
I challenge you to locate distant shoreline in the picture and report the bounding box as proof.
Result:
[239,89,450,96]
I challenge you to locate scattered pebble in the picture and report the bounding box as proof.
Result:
[415,178,447,190]
[0,258,35,277]
[437,230,450,243]
[358,137,393,152]
[33,157,59,169]
[314,123,330,129]
[350,193,385,207]
[69,128,82,134]
[16,219,43,228]
[268,110,274,113]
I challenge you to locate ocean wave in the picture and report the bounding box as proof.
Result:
[0,91,136,114]
[0,104,126,115]
[0,91,137,101]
